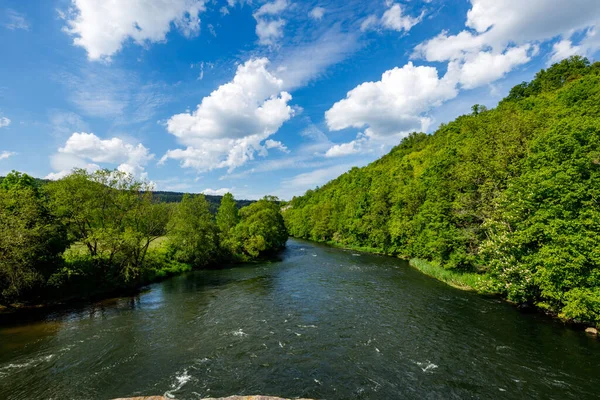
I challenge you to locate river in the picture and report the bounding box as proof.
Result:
[0,238,598,399]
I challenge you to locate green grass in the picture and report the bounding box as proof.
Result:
[409,258,493,292]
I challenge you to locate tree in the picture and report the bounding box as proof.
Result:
[0,172,67,305]
[230,197,288,260]
[216,193,239,237]
[46,169,157,282]
[168,194,219,267]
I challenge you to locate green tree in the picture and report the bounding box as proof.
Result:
[230,196,287,260]
[216,193,239,236]
[46,169,157,282]
[0,172,67,305]
[168,194,219,267]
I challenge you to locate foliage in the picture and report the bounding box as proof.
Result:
[229,196,288,260]
[167,194,220,267]
[0,172,67,305]
[284,57,600,325]
[0,169,286,307]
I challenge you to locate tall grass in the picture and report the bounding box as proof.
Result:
[409,258,492,292]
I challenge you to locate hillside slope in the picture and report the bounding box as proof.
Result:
[284,57,600,325]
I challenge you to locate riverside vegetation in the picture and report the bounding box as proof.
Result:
[283,57,600,327]
[0,169,287,308]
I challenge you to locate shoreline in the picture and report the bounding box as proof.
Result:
[292,236,599,333]
[0,251,286,319]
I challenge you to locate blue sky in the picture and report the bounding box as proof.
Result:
[1,0,599,199]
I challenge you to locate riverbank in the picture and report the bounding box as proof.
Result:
[296,237,599,331]
[316,238,491,292]
[408,258,490,292]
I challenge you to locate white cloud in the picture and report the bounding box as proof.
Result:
[310,7,326,21]
[549,27,600,64]
[325,140,363,158]
[417,0,600,60]
[0,151,16,161]
[410,0,600,94]
[255,19,286,45]
[361,3,422,33]
[264,139,290,153]
[463,0,600,49]
[162,58,295,173]
[253,0,288,46]
[48,132,153,179]
[452,44,534,89]
[326,62,457,140]
[0,117,10,128]
[381,3,422,32]
[202,188,232,196]
[414,0,600,83]
[550,40,582,65]
[62,0,206,61]
[4,9,29,31]
[254,0,288,17]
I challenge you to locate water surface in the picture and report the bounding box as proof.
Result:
[1,238,598,399]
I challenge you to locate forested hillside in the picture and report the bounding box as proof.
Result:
[284,57,600,325]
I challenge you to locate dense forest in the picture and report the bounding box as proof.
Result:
[284,57,600,326]
[0,169,287,308]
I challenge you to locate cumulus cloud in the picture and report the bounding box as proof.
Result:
[0,151,16,161]
[162,58,295,173]
[310,7,326,21]
[326,62,457,141]
[451,44,534,89]
[0,117,10,128]
[253,0,288,45]
[47,132,154,179]
[61,0,206,61]
[413,0,600,88]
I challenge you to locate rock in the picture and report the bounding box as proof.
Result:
[114,396,313,400]
[585,327,598,335]
[203,397,313,400]
[113,397,168,400]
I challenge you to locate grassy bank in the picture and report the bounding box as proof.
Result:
[408,258,493,292]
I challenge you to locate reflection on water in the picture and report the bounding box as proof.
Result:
[0,239,599,399]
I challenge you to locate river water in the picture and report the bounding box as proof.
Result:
[0,239,598,399]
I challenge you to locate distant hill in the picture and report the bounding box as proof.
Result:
[0,176,254,211]
[152,191,254,211]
